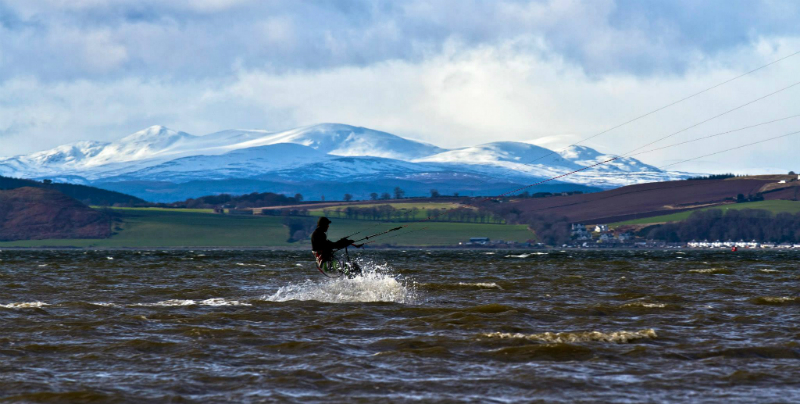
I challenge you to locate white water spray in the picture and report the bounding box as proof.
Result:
[263,259,417,304]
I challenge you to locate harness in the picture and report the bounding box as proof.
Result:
[313,246,361,278]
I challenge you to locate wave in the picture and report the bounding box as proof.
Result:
[133,298,252,307]
[759,268,780,273]
[481,329,657,344]
[263,261,417,304]
[749,296,799,305]
[0,301,49,309]
[504,253,548,258]
[691,346,800,360]
[621,302,667,308]
[482,344,594,362]
[89,302,119,307]
[689,268,733,274]
[457,282,503,289]
[421,282,504,291]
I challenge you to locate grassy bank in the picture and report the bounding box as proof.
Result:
[0,207,533,248]
[611,200,800,227]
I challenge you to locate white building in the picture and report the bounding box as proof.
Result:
[571,224,591,240]
[617,232,633,242]
[598,233,614,242]
[594,224,609,233]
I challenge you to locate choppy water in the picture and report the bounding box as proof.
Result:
[0,249,798,403]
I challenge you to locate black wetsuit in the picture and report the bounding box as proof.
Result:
[311,227,351,263]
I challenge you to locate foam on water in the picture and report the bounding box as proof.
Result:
[751,296,799,305]
[505,252,549,258]
[622,302,667,308]
[457,282,503,289]
[689,268,732,274]
[134,298,252,307]
[264,261,416,304]
[0,301,50,309]
[482,329,657,344]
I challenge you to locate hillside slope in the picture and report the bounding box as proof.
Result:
[0,176,146,205]
[485,176,797,224]
[0,187,112,241]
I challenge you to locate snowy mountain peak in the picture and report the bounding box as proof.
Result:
[557,145,661,173]
[74,125,195,167]
[116,125,193,145]
[27,140,109,166]
[416,141,582,169]
[0,124,687,196]
[237,123,445,160]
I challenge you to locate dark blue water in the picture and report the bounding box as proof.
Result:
[0,249,798,403]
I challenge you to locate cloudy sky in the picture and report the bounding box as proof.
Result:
[1,0,799,173]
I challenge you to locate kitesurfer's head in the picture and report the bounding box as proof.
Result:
[317,216,331,231]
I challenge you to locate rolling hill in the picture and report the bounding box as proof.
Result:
[483,175,800,224]
[0,187,112,241]
[0,175,145,206]
[0,123,688,202]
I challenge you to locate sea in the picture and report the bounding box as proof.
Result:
[0,249,797,403]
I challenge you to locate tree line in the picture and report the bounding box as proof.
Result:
[162,192,304,209]
[686,173,738,181]
[645,209,800,243]
[321,205,503,223]
[487,205,571,246]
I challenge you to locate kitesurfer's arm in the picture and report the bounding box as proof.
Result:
[331,237,354,250]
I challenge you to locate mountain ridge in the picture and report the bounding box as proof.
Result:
[0,123,691,201]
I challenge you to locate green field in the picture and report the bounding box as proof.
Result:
[306,202,466,221]
[310,202,462,211]
[324,220,532,246]
[95,206,216,214]
[612,200,800,227]
[0,207,533,248]
[308,202,503,224]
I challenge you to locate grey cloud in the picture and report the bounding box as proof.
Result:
[1,0,799,82]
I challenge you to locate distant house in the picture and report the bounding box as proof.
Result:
[617,232,633,242]
[469,237,490,245]
[594,224,609,233]
[598,233,614,242]
[571,224,591,240]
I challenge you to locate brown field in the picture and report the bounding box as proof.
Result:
[484,176,799,224]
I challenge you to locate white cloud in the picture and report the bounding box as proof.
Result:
[1,37,798,174]
[1,1,799,175]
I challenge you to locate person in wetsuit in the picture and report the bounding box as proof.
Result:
[311,217,356,275]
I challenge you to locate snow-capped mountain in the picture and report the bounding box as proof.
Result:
[231,123,445,160]
[102,143,329,182]
[556,145,660,172]
[0,123,690,201]
[0,124,444,180]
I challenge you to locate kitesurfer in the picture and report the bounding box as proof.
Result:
[311,217,357,275]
